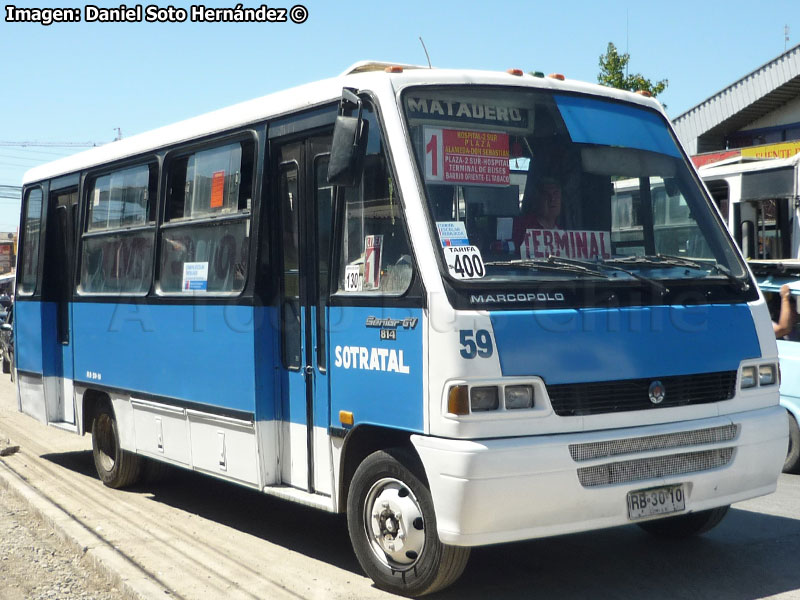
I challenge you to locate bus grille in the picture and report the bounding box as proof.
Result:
[568,424,739,462]
[548,371,737,417]
[577,447,735,487]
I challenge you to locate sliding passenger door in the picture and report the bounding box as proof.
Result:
[273,133,334,494]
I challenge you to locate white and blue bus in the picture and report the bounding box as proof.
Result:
[15,62,788,596]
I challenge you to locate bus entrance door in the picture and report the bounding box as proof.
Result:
[42,186,78,427]
[275,135,334,496]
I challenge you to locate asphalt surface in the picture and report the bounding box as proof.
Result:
[0,376,799,600]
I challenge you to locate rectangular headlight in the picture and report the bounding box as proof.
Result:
[741,366,757,389]
[470,386,499,412]
[505,385,533,409]
[759,364,777,386]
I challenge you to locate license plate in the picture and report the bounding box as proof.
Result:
[627,484,686,520]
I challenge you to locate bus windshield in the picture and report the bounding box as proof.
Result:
[403,87,748,291]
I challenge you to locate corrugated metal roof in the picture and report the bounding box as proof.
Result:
[673,44,800,154]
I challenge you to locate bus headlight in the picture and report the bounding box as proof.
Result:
[740,366,757,389]
[470,386,499,411]
[505,385,534,409]
[759,364,777,386]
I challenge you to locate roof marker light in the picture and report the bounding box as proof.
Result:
[547,73,565,81]
[384,65,404,73]
[531,71,545,78]
[635,90,653,97]
[507,68,524,76]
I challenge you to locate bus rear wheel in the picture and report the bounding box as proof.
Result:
[347,448,470,597]
[637,505,730,538]
[91,405,142,489]
[785,410,800,474]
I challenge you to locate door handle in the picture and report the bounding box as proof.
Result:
[304,365,313,375]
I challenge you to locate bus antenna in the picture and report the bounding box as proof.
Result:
[419,37,432,68]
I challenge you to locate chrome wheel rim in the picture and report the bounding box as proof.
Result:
[363,477,425,570]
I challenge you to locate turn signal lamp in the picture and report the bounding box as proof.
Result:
[548,73,565,81]
[507,68,524,76]
[339,410,354,426]
[448,385,469,415]
[385,65,404,73]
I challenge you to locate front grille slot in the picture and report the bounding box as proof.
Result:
[548,371,737,417]
[577,447,734,487]
[569,424,739,462]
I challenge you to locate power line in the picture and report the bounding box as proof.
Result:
[0,141,102,148]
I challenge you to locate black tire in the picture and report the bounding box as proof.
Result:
[91,405,142,489]
[637,505,730,538]
[785,410,800,474]
[347,448,470,597]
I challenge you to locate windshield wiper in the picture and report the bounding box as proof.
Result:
[546,256,668,294]
[604,254,703,269]
[482,258,612,279]
[709,263,751,291]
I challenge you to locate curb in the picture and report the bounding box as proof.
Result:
[0,457,171,600]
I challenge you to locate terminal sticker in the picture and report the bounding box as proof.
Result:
[182,261,209,292]
[521,229,611,260]
[436,221,470,247]
[210,170,225,208]
[424,127,510,186]
[444,245,485,279]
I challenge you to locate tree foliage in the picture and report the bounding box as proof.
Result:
[598,42,668,101]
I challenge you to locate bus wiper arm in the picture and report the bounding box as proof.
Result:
[546,256,668,295]
[604,254,703,269]
[711,263,751,291]
[483,258,612,278]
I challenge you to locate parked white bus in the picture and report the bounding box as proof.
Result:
[16,62,787,596]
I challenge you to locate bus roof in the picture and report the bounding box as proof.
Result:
[23,62,664,186]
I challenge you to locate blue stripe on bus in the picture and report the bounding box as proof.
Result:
[71,302,259,414]
[490,304,760,383]
[554,94,681,158]
[328,306,424,433]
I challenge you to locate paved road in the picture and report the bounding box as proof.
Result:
[0,376,798,599]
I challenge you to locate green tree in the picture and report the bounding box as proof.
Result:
[598,42,668,102]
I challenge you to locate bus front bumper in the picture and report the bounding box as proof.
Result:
[411,406,787,547]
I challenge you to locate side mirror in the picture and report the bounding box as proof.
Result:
[328,88,369,187]
[741,220,755,259]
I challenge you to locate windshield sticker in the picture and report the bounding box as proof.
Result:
[407,97,529,129]
[436,221,470,247]
[364,235,383,290]
[521,229,611,260]
[424,127,510,186]
[444,245,486,279]
[344,264,362,292]
[182,261,209,292]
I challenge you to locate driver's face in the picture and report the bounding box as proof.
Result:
[535,183,562,221]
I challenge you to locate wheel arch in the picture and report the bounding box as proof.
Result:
[81,388,112,436]
[337,424,424,512]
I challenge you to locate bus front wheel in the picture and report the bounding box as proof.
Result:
[637,505,730,538]
[91,405,142,489]
[347,448,470,597]
[785,410,800,474]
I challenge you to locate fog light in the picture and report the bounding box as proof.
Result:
[741,366,757,389]
[759,364,777,386]
[505,385,533,409]
[470,386,499,411]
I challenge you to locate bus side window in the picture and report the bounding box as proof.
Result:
[159,140,254,294]
[18,187,43,295]
[79,164,156,295]
[337,107,414,295]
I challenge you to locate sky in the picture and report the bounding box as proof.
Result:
[0,0,798,232]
